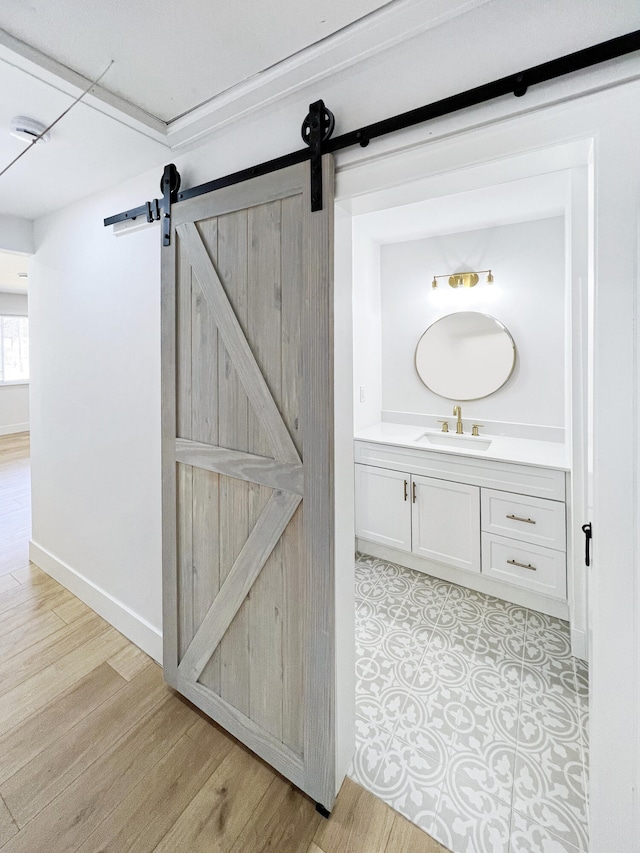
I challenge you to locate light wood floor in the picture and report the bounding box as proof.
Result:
[0,432,448,853]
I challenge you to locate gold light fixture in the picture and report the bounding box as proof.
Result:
[431,269,494,289]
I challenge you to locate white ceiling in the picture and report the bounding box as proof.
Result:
[0,250,29,294]
[0,0,392,123]
[0,57,169,219]
[355,171,567,245]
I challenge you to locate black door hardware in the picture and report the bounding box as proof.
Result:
[301,100,335,212]
[582,522,593,567]
[104,30,640,228]
[160,164,181,247]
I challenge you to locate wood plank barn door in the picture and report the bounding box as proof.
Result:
[161,157,338,809]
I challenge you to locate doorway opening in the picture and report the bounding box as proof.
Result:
[0,249,31,579]
[337,142,592,852]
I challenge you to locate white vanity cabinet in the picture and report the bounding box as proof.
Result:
[355,466,480,571]
[355,437,568,617]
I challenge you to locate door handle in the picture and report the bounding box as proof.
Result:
[403,479,408,501]
[582,522,593,566]
[412,482,417,503]
[507,558,536,571]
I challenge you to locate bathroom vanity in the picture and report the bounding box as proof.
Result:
[355,422,570,619]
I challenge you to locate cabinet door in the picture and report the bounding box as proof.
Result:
[412,475,480,572]
[355,464,411,552]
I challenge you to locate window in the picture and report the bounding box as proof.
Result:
[0,315,29,383]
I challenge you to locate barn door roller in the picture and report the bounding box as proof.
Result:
[160,164,181,246]
[301,100,335,212]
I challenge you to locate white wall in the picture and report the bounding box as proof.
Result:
[0,291,29,435]
[352,234,382,432]
[379,217,565,435]
[0,292,28,314]
[0,384,29,436]
[0,216,33,255]
[30,172,163,656]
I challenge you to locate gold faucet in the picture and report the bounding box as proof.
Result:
[453,405,463,434]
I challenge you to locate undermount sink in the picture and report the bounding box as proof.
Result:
[416,431,493,451]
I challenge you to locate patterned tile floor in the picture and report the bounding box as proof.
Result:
[349,553,590,853]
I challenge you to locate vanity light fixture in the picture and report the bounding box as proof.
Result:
[431,269,494,289]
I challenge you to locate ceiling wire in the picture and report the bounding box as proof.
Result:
[0,59,115,180]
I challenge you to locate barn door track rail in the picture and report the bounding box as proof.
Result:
[105,29,640,240]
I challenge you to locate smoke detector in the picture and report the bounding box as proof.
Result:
[10,116,50,144]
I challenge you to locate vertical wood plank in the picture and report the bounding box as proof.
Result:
[302,155,336,807]
[191,218,221,688]
[191,218,219,447]
[216,210,251,711]
[176,230,194,662]
[248,200,284,741]
[161,224,179,678]
[176,231,192,441]
[176,464,193,662]
[191,468,220,685]
[281,192,305,756]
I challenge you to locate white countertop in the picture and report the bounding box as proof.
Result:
[354,422,570,471]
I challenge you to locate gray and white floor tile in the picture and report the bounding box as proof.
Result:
[510,810,583,853]
[433,775,512,853]
[375,735,444,833]
[349,552,590,853]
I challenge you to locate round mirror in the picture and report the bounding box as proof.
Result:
[415,312,516,400]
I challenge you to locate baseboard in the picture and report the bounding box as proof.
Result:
[571,627,588,662]
[29,540,163,664]
[0,422,29,436]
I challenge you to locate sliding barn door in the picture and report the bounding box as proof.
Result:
[161,157,337,809]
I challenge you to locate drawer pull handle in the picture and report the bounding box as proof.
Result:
[506,514,536,524]
[507,558,537,571]
[403,480,408,501]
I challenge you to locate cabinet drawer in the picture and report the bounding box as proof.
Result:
[481,489,566,551]
[481,533,566,599]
